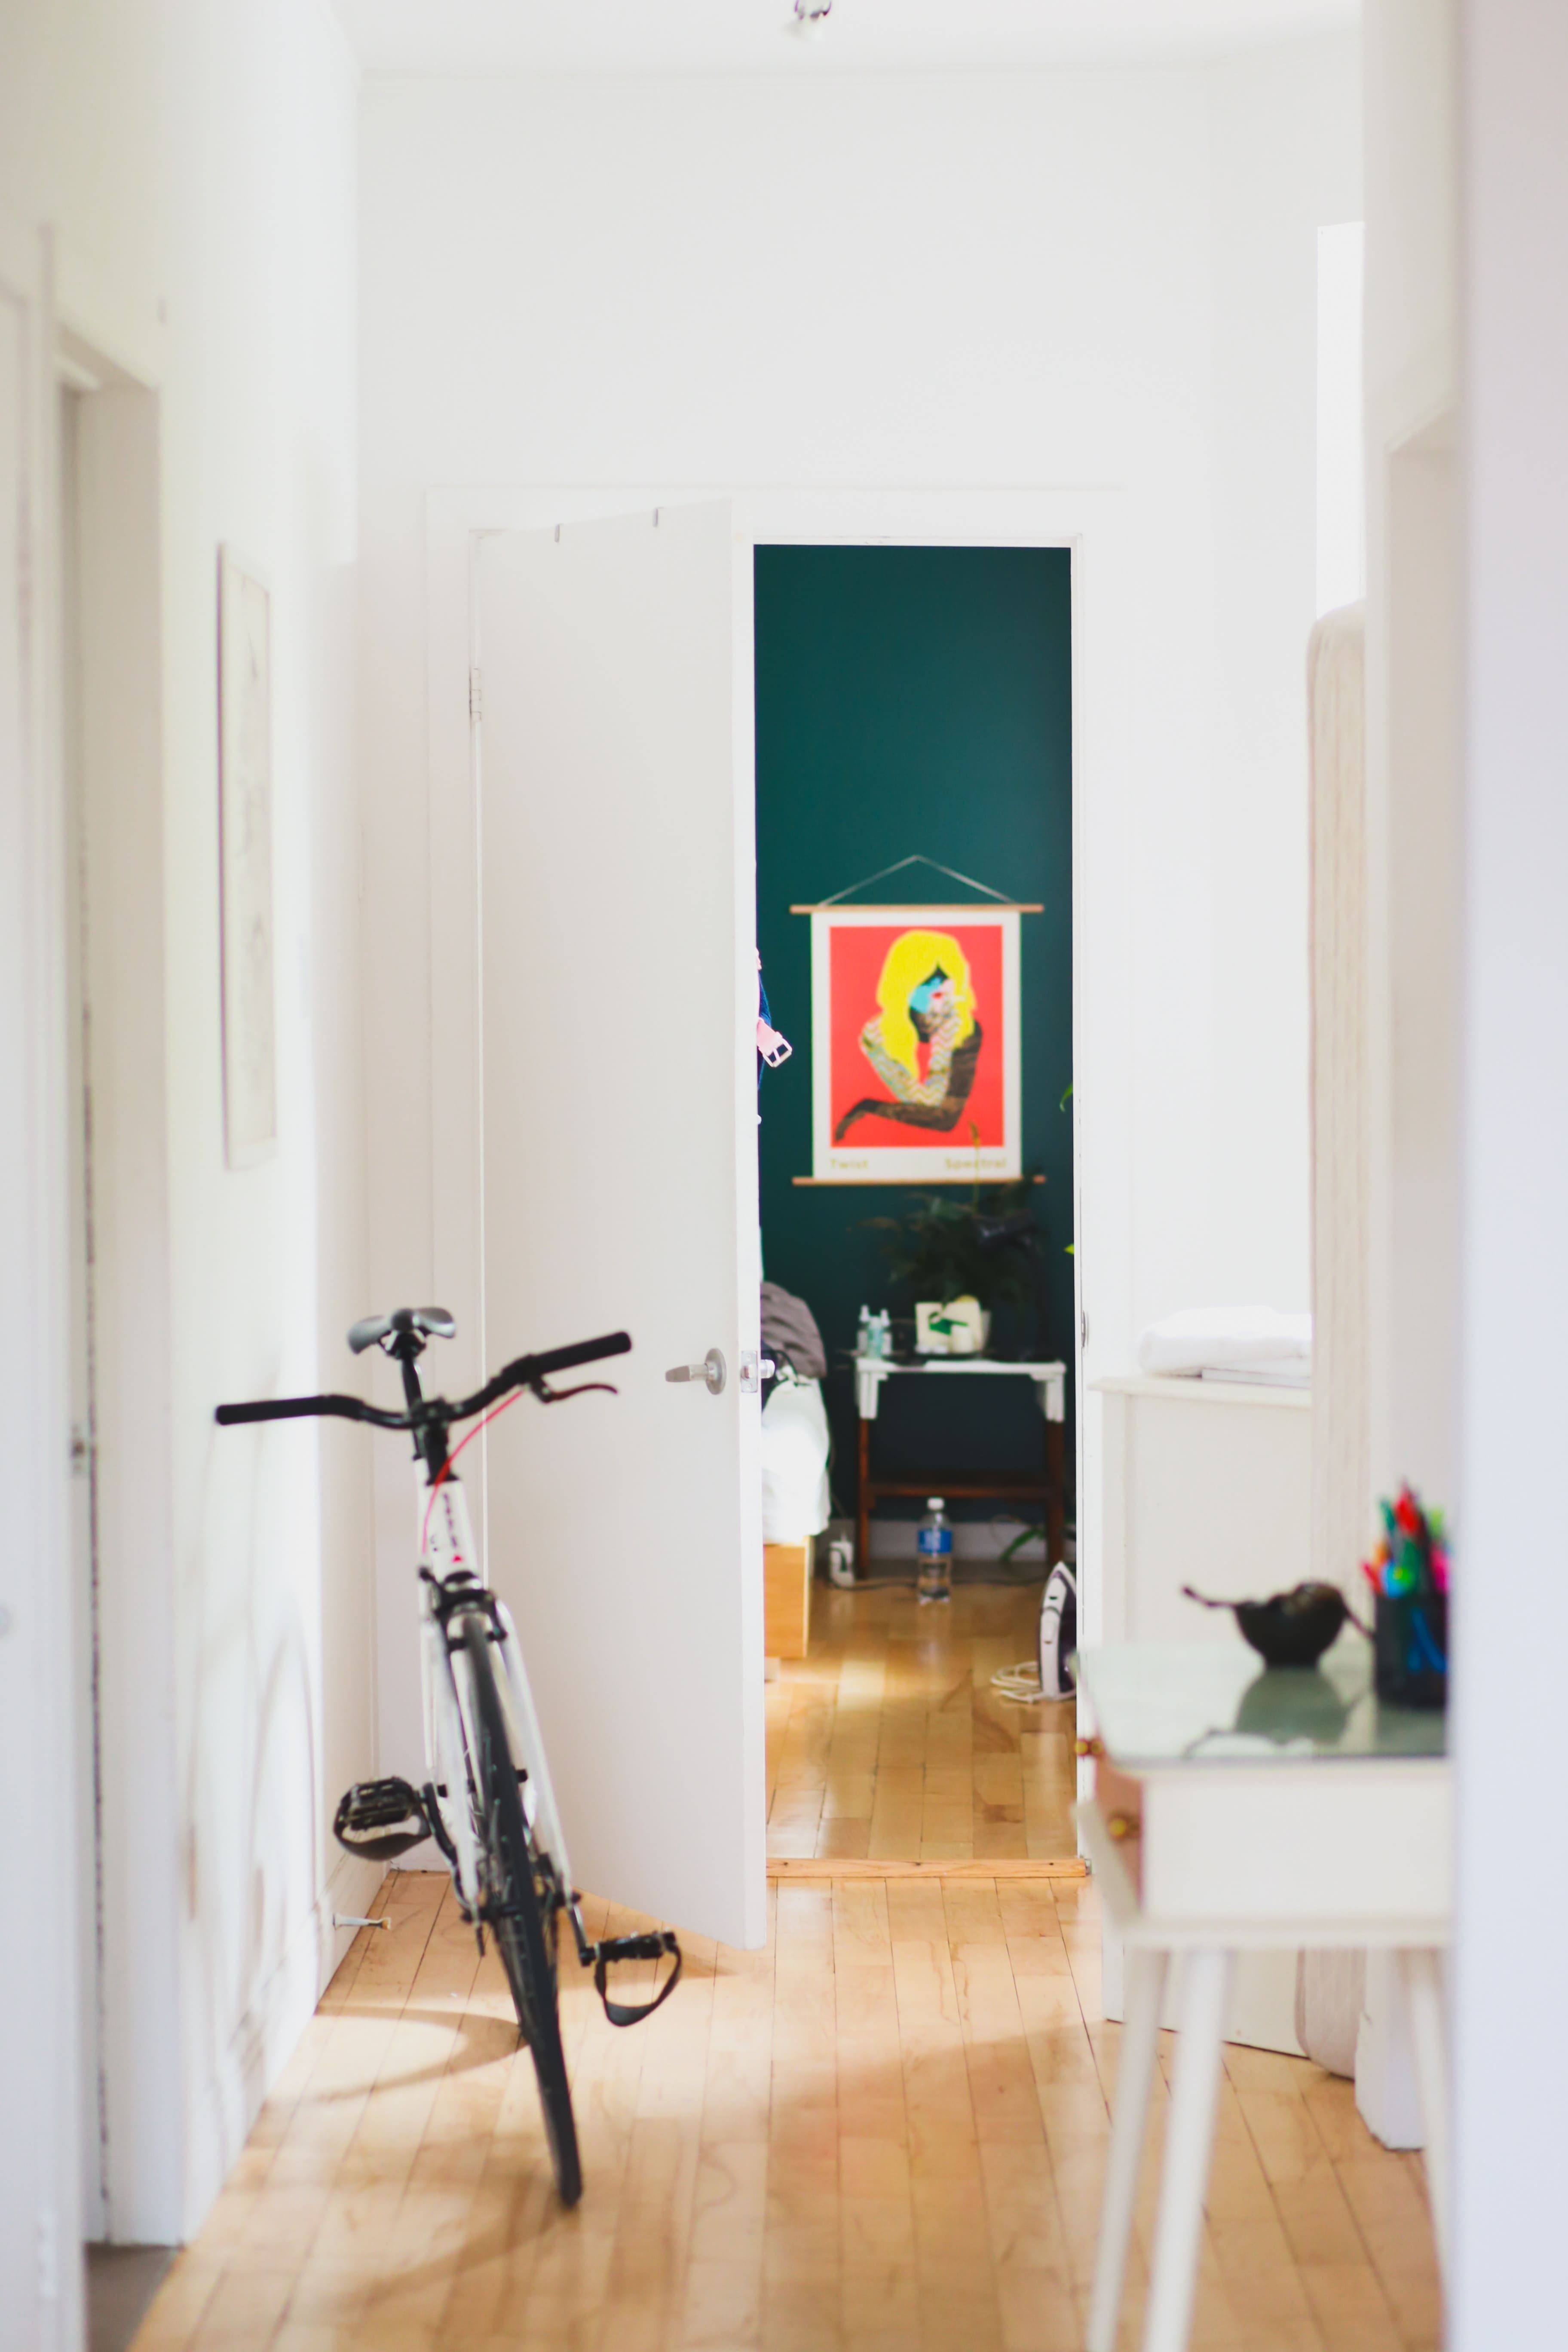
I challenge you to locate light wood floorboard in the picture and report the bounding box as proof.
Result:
[133,1870,1439,2352]
[766,1581,1078,1866]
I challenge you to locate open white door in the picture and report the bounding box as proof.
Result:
[475,504,763,1949]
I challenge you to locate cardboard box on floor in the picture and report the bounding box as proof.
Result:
[764,1537,813,1661]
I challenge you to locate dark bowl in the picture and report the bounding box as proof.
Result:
[1233,1583,1351,1667]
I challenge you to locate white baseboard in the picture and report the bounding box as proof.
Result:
[1100,1920,1305,2056]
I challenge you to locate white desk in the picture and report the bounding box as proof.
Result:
[1077,1638,1449,2352]
[851,1353,1067,1567]
[854,1352,1066,1425]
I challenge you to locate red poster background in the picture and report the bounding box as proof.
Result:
[827,921,1006,1150]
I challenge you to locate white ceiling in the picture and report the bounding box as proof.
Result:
[333,0,1358,79]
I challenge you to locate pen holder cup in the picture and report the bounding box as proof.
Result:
[1374,1589,1448,1710]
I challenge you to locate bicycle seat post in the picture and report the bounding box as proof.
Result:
[389,1323,426,1409]
[383,1315,448,1482]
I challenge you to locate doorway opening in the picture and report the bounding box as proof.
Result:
[753,544,1078,1865]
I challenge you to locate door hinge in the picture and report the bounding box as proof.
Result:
[468,665,483,722]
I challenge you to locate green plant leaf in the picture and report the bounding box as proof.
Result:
[861,1178,1042,1308]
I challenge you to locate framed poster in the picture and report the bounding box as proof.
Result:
[217,546,276,1168]
[810,905,1021,1182]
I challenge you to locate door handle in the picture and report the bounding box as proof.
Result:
[666,1348,726,1396]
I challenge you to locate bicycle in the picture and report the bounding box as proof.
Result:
[215,1305,682,2207]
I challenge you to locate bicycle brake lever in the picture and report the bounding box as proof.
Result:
[532,1378,620,1404]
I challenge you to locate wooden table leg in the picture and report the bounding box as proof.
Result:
[1045,1415,1065,1561]
[857,1414,871,1580]
[1088,1944,1170,2352]
[1142,1948,1234,2352]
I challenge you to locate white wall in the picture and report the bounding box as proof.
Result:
[1349,0,1462,2163]
[0,0,375,2273]
[1456,3,1568,2336]
[1203,39,1362,1320]
[358,46,1360,1745]
[1362,0,1461,1507]
[1363,14,1568,2307]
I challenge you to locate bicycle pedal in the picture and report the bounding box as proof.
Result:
[333,1777,432,1861]
[596,1931,676,1965]
[590,1929,683,2027]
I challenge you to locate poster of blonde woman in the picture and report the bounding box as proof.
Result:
[810,906,1021,1181]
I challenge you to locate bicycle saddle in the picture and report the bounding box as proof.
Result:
[348,1305,457,1355]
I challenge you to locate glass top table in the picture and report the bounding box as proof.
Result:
[1078,1633,1447,1768]
[1077,1633,1452,2350]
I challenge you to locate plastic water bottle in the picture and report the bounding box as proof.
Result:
[917,1497,952,1603]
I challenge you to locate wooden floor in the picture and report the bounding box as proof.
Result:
[132,1868,1440,2352]
[766,1580,1078,1864]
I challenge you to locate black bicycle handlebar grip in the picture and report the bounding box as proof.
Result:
[524,1331,633,1382]
[215,1393,367,1426]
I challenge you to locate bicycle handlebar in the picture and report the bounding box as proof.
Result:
[215,1330,632,1433]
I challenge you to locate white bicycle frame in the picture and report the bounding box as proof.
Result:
[418,1466,576,1922]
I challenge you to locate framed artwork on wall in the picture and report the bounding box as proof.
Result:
[809,905,1021,1182]
[217,545,276,1169]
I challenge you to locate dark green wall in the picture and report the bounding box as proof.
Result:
[755,545,1074,1526]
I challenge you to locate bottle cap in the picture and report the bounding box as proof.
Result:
[927,1497,945,1511]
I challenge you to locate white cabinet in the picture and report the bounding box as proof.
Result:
[1095,1374,1312,1643]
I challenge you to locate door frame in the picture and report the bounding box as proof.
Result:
[424,484,1130,1722]
[0,209,86,2352]
[59,362,181,2245]
[54,261,181,2249]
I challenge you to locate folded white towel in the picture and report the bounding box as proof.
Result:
[1197,1361,1310,1390]
[1136,1303,1312,1381]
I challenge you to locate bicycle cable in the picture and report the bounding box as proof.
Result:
[418,1373,622,1553]
[421,1385,527,1552]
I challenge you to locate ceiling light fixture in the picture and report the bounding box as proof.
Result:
[785,0,833,40]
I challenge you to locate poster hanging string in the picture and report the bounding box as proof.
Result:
[806,853,1026,910]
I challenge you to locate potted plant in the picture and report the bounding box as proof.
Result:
[865,1177,1040,1356]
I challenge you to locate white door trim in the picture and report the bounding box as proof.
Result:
[62,371,183,2244]
[0,215,85,2350]
[44,239,179,2253]
[424,481,1132,1681]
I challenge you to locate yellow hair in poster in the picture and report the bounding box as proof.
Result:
[871,930,975,1079]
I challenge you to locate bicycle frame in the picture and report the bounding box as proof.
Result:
[419,1465,578,1939]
